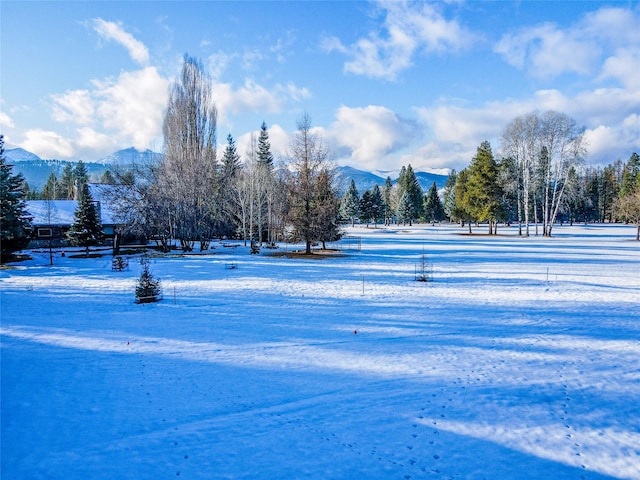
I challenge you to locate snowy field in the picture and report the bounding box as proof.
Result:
[2,224,639,480]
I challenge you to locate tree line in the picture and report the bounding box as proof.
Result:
[339,165,445,228]
[337,110,639,240]
[441,111,639,238]
[3,56,639,264]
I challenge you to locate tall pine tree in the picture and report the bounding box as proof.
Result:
[67,182,103,256]
[464,141,502,234]
[340,179,360,226]
[58,164,75,199]
[257,121,274,169]
[423,182,445,223]
[443,169,457,222]
[370,185,385,227]
[0,136,32,262]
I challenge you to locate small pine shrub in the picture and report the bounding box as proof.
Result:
[135,258,161,303]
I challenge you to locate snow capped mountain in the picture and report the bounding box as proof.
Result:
[4,148,42,163]
[335,166,448,194]
[99,147,163,166]
[6,146,447,194]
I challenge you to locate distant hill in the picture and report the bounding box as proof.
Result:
[5,148,41,163]
[6,146,448,194]
[335,166,448,195]
[6,157,111,190]
[100,147,163,166]
[5,147,160,190]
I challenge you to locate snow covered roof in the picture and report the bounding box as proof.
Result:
[26,200,77,226]
[26,196,117,226]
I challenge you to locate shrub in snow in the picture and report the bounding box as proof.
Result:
[135,258,162,303]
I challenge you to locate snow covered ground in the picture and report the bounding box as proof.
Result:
[2,224,639,480]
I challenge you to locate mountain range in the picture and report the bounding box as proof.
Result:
[5,147,448,193]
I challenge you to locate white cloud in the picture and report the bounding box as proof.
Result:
[213,80,282,127]
[75,127,116,152]
[413,84,640,171]
[0,111,15,128]
[213,79,310,129]
[208,51,237,80]
[324,0,475,80]
[495,23,597,78]
[92,18,150,65]
[39,66,169,159]
[599,47,640,90]
[584,113,640,163]
[495,6,640,82]
[264,124,291,161]
[51,89,95,125]
[329,105,416,170]
[21,129,74,159]
[93,66,169,150]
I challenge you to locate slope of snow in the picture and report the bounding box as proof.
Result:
[2,224,639,479]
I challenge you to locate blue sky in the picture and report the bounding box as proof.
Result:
[1,1,638,173]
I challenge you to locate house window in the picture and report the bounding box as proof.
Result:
[38,228,53,238]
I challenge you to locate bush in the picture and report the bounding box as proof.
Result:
[135,258,162,303]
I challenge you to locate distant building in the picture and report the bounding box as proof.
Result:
[25,184,143,250]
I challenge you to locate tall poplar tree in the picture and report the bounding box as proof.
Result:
[159,54,218,251]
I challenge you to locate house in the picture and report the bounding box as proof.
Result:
[25,184,143,249]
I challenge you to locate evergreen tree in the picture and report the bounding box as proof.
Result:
[42,172,58,200]
[453,168,473,232]
[67,182,103,256]
[396,191,414,225]
[423,182,445,223]
[382,176,393,225]
[0,136,33,262]
[257,121,274,169]
[340,179,360,226]
[599,165,619,222]
[23,180,39,200]
[222,134,241,179]
[359,190,374,227]
[464,141,503,234]
[119,170,136,186]
[135,258,162,303]
[496,156,518,226]
[74,160,89,189]
[620,152,640,197]
[58,164,75,199]
[402,165,423,223]
[100,170,116,184]
[313,167,341,248]
[370,185,385,227]
[443,169,457,221]
[397,166,407,189]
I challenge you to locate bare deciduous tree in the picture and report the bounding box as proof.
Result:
[159,54,218,251]
[286,113,338,254]
[501,110,586,237]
